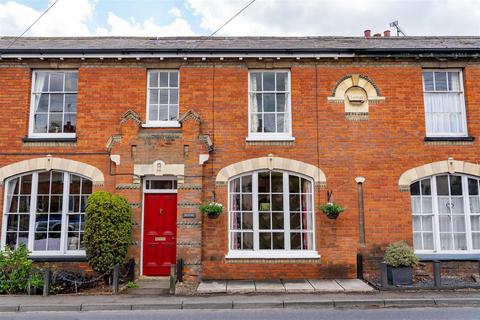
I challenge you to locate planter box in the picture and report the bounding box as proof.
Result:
[387,265,413,286]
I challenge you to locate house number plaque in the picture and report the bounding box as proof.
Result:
[182,213,196,219]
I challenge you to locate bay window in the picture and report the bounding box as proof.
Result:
[227,170,317,258]
[248,70,292,141]
[1,171,92,256]
[422,70,467,137]
[411,174,480,254]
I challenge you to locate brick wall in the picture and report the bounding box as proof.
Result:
[1,59,480,282]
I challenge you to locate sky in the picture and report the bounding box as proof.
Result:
[0,0,479,37]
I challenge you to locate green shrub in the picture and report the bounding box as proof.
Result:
[319,202,345,218]
[0,244,43,294]
[84,191,133,276]
[199,202,223,216]
[384,241,419,267]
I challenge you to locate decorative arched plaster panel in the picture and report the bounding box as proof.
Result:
[0,156,105,186]
[328,74,385,121]
[398,158,480,191]
[216,156,326,187]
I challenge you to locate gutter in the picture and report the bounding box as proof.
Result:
[1,47,479,59]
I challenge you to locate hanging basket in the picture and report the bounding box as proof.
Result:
[199,202,224,219]
[320,202,345,220]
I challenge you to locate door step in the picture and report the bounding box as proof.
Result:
[128,277,170,295]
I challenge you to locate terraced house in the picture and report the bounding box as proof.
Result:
[0,34,480,291]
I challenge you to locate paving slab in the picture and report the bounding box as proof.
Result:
[308,279,344,292]
[227,280,255,294]
[196,281,227,294]
[255,280,286,293]
[335,279,374,292]
[0,305,19,312]
[434,297,480,305]
[282,279,314,293]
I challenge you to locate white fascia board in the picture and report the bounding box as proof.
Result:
[0,53,355,59]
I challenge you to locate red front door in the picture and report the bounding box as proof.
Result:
[143,193,177,276]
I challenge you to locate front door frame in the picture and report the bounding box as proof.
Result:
[140,176,178,276]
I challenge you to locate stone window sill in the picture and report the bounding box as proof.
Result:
[416,253,480,261]
[424,136,475,142]
[23,137,77,143]
[30,255,87,262]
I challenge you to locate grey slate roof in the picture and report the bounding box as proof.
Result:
[0,36,479,54]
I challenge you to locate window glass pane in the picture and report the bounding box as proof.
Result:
[160,89,169,104]
[470,197,480,213]
[411,197,421,214]
[169,105,179,121]
[272,233,284,249]
[471,216,480,231]
[421,179,431,195]
[34,72,49,92]
[251,114,262,133]
[148,104,159,121]
[170,89,178,104]
[35,94,49,112]
[271,212,284,229]
[276,72,287,91]
[434,72,448,91]
[423,233,434,250]
[258,195,270,212]
[450,176,462,195]
[469,178,479,195]
[49,72,64,92]
[290,213,301,230]
[241,175,252,192]
[65,94,77,113]
[448,72,461,91]
[242,212,253,229]
[276,93,286,112]
[243,232,253,250]
[277,113,285,132]
[149,89,159,104]
[169,72,178,87]
[63,114,76,133]
[49,94,63,112]
[472,233,480,250]
[64,73,78,91]
[410,182,420,196]
[34,114,48,133]
[290,233,301,249]
[259,232,271,249]
[259,212,270,229]
[454,233,467,250]
[263,72,275,91]
[231,177,240,193]
[250,72,262,91]
[258,172,270,193]
[242,194,252,211]
[264,114,275,132]
[263,93,275,112]
[423,72,434,91]
[21,175,32,195]
[422,197,432,213]
[160,72,168,87]
[159,105,169,121]
[436,175,449,196]
[48,114,63,133]
[149,71,159,87]
[271,172,283,192]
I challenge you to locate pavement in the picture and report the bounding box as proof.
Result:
[1,290,480,312]
[197,279,374,294]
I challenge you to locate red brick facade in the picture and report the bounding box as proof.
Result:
[1,58,479,286]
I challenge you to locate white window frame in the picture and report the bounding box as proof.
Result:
[28,70,78,139]
[143,176,178,194]
[226,171,319,259]
[247,70,294,142]
[0,171,91,257]
[422,69,468,138]
[411,174,480,255]
[144,70,180,128]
